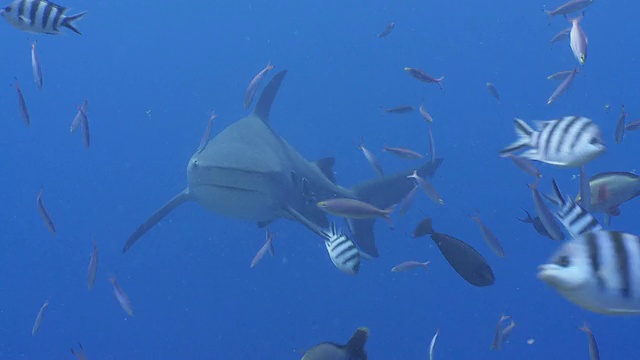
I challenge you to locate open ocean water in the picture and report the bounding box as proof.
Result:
[1,0,640,359]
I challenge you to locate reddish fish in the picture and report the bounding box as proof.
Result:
[625,119,640,131]
[408,170,443,205]
[244,62,275,109]
[404,67,444,89]
[486,82,500,102]
[197,112,216,153]
[579,322,600,360]
[109,276,134,317]
[88,235,98,290]
[250,227,276,268]
[37,188,56,236]
[14,80,30,127]
[490,314,511,350]
[382,144,423,160]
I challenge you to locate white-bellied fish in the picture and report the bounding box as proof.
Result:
[429,329,439,360]
[36,188,56,235]
[87,235,98,290]
[382,144,423,160]
[321,222,360,275]
[544,0,593,22]
[31,40,42,89]
[377,21,394,38]
[250,227,276,268]
[404,67,444,89]
[109,276,134,317]
[538,230,640,315]
[244,62,274,109]
[547,67,579,105]
[419,103,433,123]
[615,105,627,144]
[31,298,49,335]
[486,82,499,102]
[579,322,600,360]
[391,260,429,272]
[500,116,605,167]
[70,99,88,133]
[408,170,443,205]
[197,112,216,153]
[356,141,384,177]
[14,80,30,127]
[302,327,368,360]
[569,15,588,65]
[529,182,564,241]
[1,0,87,34]
[550,28,571,45]
[469,212,505,258]
[545,179,602,239]
[506,154,542,178]
[547,69,574,81]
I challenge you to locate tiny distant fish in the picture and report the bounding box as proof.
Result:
[625,119,640,131]
[1,0,87,35]
[429,329,439,360]
[569,15,588,66]
[31,41,42,89]
[579,323,600,360]
[109,276,134,317]
[544,0,593,22]
[382,144,423,160]
[31,298,49,335]
[14,80,30,127]
[469,212,505,258]
[550,28,571,45]
[490,314,511,350]
[321,222,360,275]
[547,69,575,81]
[398,185,418,216]
[517,208,559,240]
[357,142,384,177]
[547,67,579,105]
[381,105,414,114]
[408,170,443,205]
[529,182,564,241]
[545,178,602,239]
[486,82,499,102]
[244,62,274,109]
[250,227,276,268]
[419,103,433,123]
[615,104,627,144]
[36,188,56,235]
[197,112,216,153]
[506,154,542,178]
[377,21,395,38]
[80,106,90,149]
[87,235,98,290]
[428,126,436,164]
[317,198,394,226]
[404,67,444,89]
[70,99,88,133]
[391,260,430,272]
[70,343,87,360]
[501,320,516,344]
[500,116,605,167]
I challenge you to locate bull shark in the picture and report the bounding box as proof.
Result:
[122,70,443,258]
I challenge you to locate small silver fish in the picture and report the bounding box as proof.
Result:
[547,69,575,81]
[377,21,395,38]
[615,105,627,144]
[14,80,30,127]
[625,119,640,131]
[391,260,430,272]
[88,235,98,290]
[31,41,43,89]
[317,198,394,226]
[80,106,90,149]
[486,82,499,102]
[31,298,49,335]
[404,67,444,89]
[250,227,276,268]
[382,144,423,160]
[37,188,56,235]
[408,170,443,205]
[419,103,434,123]
[398,185,418,216]
[109,276,134,317]
[197,112,216,153]
[70,99,88,133]
[429,329,439,360]
[428,126,436,164]
[529,182,564,241]
[244,62,274,109]
[490,314,511,350]
[569,15,588,65]
[545,0,593,22]
[579,323,600,360]
[547,67,579,105]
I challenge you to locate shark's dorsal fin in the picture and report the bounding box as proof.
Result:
[315,157,336,184]
[253,70,288,123]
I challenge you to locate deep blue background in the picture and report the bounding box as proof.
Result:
[1,0,639,358]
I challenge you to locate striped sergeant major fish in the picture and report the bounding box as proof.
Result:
[321,222,361,275]
[1,0,87,35]
[499,116,605,168]
[544,178,602,239]
[538,230,640,315]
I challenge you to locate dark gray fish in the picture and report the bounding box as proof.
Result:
[625,119,640,131]
[244,62,274,109]
[381,105,414,114]
[80,106,90,149]
[486,82,499,102]
[547,67,579,105]
[36,188,56,235]
[302,327,369,360]
[1,0,87,35]
[615,104,627,144]
[404,67,444,89]
[377,21,394,38]
[550,28,571,45]
[416,217,495,287]
[14,80,30,127]
[517,208,559,240]
[579,323,600,360]
[412,217,433,238]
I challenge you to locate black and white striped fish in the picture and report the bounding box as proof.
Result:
[500,116,605,167]
[320,222,360,275]
[1,0,86,35]
[538,230,640,315]
[545,178,602,239]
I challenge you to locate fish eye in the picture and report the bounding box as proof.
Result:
[3,6,10,11]
[589,136,600,145]
[556,255,571,268]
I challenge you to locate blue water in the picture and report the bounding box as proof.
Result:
[1,0,639,358]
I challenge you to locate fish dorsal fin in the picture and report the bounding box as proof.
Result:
[253,70,288,124]
[345,327,369,356]
[315,157,336,183]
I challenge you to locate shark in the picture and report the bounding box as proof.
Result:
[122,70,443,258]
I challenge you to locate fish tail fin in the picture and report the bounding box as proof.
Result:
[122,189,191,253]
[345,327,369,357]
[517,208,533,223]
[437,76,444,90]
[62,12,88,35]
[499,118,534,156]
[543,178,566,206]
[350,159,443,257]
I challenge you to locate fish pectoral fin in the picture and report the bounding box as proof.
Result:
[315,157,337,183]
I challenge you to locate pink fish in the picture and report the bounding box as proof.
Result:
[250,227,276,268]
[197,112,216,153]
[245,62,275,109]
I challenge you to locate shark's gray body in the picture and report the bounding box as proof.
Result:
[122,70,442,258]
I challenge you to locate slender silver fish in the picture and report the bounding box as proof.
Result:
[381,105,414,114]
[377,21,395,38]
[70,99,88,133]
[547,67,578,104]
[506,154,542,178]
[404,67,444,89]
[547,69,574,81]
[486,82,499,102]
[545,0,593,22]
[469,213,505,257]
[197,113,216,153]
[529,182,564,240]
[109,276,134,317]
[31,41,43,89]
[419,103,434,123]
[550,28,571,45]
[31,298,49,335]
[357,142,384,177]
[615,105,627,144]
[625,119,640,131]
[391,260,430,272]
[88,235,98,290]
[569,15,588,65]
[250,227,276,268]
[501,320,516,343]
[15,80,30,127]
[37,188,56,235]
[490,314,511,350]
[80,106,90,149]
[244,62,274,109]
[429,329,439,360]
[317,198,393,225]
[579,323,600,360]
[382,144,423,160]
[428,126,435,164]
[408,170,443,205]
[398,185,418,216]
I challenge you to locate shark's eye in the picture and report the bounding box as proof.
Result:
[556,255,571,268]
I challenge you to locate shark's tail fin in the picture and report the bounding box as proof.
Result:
[349,158,443,258]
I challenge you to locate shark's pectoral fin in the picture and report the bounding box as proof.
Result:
[315,157,337,184]
[122,189,192,253]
